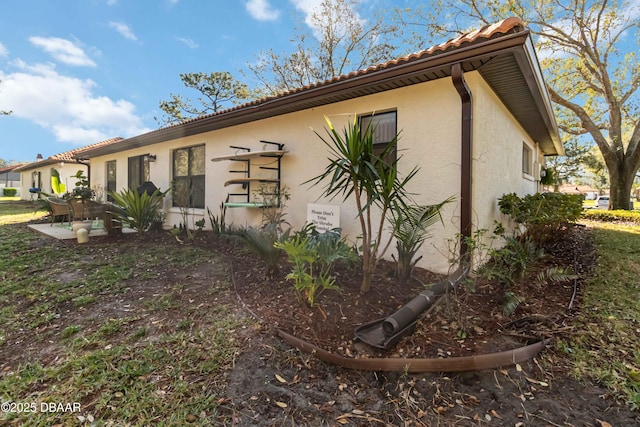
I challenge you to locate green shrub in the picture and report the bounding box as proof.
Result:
[582,209,640,224]
[276,225,356,306]
[108,188,166,235]
[2,188,17,197]
[390,198,452,282]
[498,192,583,244]
[237,224,290,278]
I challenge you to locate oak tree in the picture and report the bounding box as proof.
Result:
[402,0,640,209]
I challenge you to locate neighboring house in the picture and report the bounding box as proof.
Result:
[77,17,562,275]
[556,184,599,200]
[0,164,24,195]
[14,138,123,200]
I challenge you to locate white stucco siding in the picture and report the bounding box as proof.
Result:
[19,163,88,200]
[88,74,541,276]
[468,72,542,236]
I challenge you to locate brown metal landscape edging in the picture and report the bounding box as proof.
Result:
[277,329,550,373]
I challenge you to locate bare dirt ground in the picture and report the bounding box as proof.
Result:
[3,221,639,426]
[222,225,639,426]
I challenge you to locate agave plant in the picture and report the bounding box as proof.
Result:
[108,188,166,235]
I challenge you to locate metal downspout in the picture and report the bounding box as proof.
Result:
[452,63,473,261]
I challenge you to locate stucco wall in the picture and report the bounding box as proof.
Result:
[468,72,542,245]
[19,163,89,200]
[89,72,543,275]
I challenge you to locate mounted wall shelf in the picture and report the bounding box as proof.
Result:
[212,141,286,208]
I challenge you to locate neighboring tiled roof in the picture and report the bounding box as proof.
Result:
[13,137,123,172]
[0,164,25,174]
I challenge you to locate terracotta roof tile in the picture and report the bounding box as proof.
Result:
[160,17,526,130]
[13,137,123,171]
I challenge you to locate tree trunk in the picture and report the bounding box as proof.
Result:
[360,264,374,294]
[608,163,635,210]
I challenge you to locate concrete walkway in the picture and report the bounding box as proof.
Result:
[28,221,136,240]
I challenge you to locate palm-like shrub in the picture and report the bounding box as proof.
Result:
[391,198,453,281]
[108,188,165,235]
[306,116,419,293]
[236,223,290,278]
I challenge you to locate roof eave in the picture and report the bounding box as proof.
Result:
[80,26,559,159]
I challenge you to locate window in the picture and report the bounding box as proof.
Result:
[106,160,117,202]
[128,155,150,191]
[359,111,397,167]
[522,143,533,176]
[173,145,205,209]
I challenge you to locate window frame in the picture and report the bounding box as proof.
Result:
[127,154,150,191]
[522,142,533,177]
[106,160,117,202]
[358,110,398,167]
[172,144,206,209]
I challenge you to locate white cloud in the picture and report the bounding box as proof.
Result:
[0,42,8,57]
[0,61,150,146]
[289,0,364,38]
[106,0,118,5]
[29,36,96,67]
[246,0,280,21]
[289,0,326,27]
[177,37,198,49]
[108,21,139,41]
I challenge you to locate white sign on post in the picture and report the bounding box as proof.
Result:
[306,204,340,233]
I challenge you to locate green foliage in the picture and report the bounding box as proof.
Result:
[254,184,291,232]
[306,116,419,293]
[498,192,583,244]
[237,223,290,278]
[501,291,525,317]
[390,198,453,281]
[276,225,357,306]
[583,209,640,224]
[481,235,545,286]
[108,188,165,235]
[50,169,66,195]
[1,188,17,197]
[69,170,94,200]
[207,196,229,236]
[157,72,252,125]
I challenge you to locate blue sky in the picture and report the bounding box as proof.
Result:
[1,0,385,162]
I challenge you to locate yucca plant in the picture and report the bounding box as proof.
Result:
[390,197,453,282]
[305,116,419,293]
[108,188,166,235]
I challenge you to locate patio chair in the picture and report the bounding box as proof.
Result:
[46,197,71,226]
[103,202,126,236]
[69,199,105,221]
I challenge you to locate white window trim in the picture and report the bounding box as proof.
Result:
[522,142,535,180]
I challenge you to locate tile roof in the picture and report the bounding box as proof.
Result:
[13,137,123,172]
[79,17,561,157]
[168,17,526,128]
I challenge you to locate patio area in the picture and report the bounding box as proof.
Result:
[28,221,136,240]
